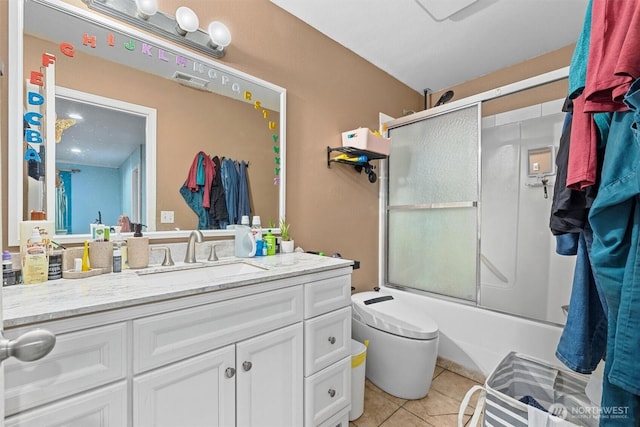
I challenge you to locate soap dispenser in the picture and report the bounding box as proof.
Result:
[127,223,149,269]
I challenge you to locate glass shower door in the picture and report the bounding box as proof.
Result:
[386,104,480,301]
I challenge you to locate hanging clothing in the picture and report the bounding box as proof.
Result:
[550,99,599,235]
[184,151,215,209]
[567,0,593,100]
[221,158,239,225]
[180,184,209,230]
[589,79,640,422]
[565,0,618,190]
[237,160,251,221]
[555,224,607,375]
[583,0,640,111]
[552,101,608,376]
[209,156,229,230]
[181,152,215,229]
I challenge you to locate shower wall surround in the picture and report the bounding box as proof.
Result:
[385,97,575,325]
[480,99,574,325]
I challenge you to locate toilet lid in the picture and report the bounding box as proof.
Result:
[351,291,438,340]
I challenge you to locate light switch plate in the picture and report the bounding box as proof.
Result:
[160,211,174,223]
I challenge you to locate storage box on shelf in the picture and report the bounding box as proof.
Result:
[341,128,391,156]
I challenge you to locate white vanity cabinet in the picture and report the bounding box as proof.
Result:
[133,323,303,427]
[2,257,354,427]
[133,284,304,427]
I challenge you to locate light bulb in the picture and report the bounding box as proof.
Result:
[135,0,158,19]
[208,21,231,51]
[176,6,199,35]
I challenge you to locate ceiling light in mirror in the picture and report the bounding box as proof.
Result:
[208,21,232,51]
[175,6,199,35]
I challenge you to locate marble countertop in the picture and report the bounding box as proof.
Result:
[3,253,354,328]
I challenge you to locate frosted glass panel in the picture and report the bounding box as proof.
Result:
[387,208,477,301]
[388,105,479,205]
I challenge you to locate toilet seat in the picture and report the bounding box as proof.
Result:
[352,291,438,340]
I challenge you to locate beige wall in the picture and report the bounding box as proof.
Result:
[1,1,573,292]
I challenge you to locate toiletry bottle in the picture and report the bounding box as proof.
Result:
[264,230,276,256]
[251,215,262,242]
[47,249,63,280]
[23,228,49,284]
[3,251,16,286]
[113,227,128,269]
[82,240,91,272]
[112,245,122,273]
[262,239,268,256]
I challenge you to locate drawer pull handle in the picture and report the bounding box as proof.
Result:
[225,367,236,378]
[328,388,336,398]
[242,361,253,371]
[328,336,336,345]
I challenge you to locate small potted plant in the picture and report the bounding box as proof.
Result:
[279,218,294,253]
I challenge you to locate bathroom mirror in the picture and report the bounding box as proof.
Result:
[8,0,287,246]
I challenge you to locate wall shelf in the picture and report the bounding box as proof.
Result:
[327,146,387,183]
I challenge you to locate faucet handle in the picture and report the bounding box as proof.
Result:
[152,246,175,266]
[208,244,219,262]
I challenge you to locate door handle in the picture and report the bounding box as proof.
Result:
[0,329,56,363]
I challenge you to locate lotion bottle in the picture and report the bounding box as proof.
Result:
[23,228,49,284]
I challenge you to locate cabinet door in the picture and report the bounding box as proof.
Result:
[237,323,303,427]
[133,345,235,427]
[5,381,127,427]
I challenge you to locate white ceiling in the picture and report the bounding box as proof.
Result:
[270,0,589,94]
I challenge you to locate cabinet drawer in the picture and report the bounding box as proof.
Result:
[304,275,351,319]
[133,285,303,373]
[5,381,128,427]
[5,322,127,416]
[304,307,351,376]
[304,357,351,427]
[318,407,350,427]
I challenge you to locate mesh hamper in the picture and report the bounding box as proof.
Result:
[458,352,600,427]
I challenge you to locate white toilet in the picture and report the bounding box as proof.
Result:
[351,291,439,400]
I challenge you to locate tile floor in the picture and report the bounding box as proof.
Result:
[349,366,483,427]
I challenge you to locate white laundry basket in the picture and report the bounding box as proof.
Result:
[349,339,367,421]
[458,352,600,427]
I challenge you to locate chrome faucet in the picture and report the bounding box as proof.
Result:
[184,230,204,263]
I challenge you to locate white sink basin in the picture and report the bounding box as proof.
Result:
[136,260,268,286]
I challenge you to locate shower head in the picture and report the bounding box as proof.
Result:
[434,90,454,107]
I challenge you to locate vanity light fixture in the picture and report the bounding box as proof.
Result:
[175,6,199,35]
[207,21,232,51]
[134,0,157,19]
[83,0,231,59]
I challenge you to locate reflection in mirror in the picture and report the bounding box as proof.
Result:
[53,88,154,235]
[8,0,286,245]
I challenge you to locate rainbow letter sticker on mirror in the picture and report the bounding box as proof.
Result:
[24,147,41,162]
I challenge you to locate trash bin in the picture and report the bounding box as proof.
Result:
[350,339,368,421]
